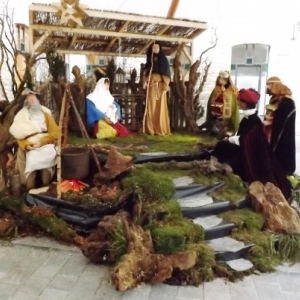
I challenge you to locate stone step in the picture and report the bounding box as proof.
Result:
[175,182,225,209]
[174,182,224,200]
[205,222,237,240]
[132,150,210,164]
[225,258,254,272]
[208,237,254,262]
[182,197,249,218]
[172,176,194,187]
[193,215,236,240]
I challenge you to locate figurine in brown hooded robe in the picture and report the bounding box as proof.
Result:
[264,77,296,175]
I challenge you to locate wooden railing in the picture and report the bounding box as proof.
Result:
[113,93,145,132]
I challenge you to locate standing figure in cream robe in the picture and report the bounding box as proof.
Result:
[9,88,59,190]
[143,42,171,136]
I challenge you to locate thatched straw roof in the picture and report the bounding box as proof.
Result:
[29,2,207,57]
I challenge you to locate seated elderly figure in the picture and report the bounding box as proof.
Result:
[9,88,59,190]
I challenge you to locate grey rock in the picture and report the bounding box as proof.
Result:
[141,152,168,156]
[226,258,254,272]
[177,194,213,208]
[208,237,245,252]
[172,176,194,187]
[193,215,223,229]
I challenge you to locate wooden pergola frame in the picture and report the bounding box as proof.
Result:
[27,1,207,60]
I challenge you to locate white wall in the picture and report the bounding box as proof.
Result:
[189,0,300,124]
[1,0,300,114]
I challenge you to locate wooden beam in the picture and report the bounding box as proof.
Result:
[33,30,51,52]
[137,25,171,54]
[104,21,130,52]
[30,24,193,43]
[167,0,180,18]
[29,4,208,30]
[69,34,78,49]
[28,11,34,56]
[190,29,204,39]
[33,36,175,50]
[182,46,192,63]
[36,48,152,58]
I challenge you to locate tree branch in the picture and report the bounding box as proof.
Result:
[199,27,218,64]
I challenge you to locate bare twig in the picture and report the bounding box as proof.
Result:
[199,27,218,64]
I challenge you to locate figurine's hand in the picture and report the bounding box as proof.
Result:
[105,117,112,124]
[33,142,41,148]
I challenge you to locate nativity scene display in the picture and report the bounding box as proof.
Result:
[0,0,300,294]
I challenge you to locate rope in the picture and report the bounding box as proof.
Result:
[116,0,128,11]
[142,38,156,134]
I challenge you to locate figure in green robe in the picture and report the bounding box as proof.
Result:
[199,71,240,139]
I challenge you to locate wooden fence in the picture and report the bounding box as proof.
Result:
[37,82,188,133]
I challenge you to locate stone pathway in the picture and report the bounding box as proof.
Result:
[0,237,300,300]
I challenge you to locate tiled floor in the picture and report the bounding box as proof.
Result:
[0,237,300,300]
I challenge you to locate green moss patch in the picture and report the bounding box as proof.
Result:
[68,132,216,155]
[0,193,24,213]
[25,214,76,242]
[213,262,253,282]
[151,225,186,254]
[183,243,215,284]
[232,228,280,272]
[151,218,204,254]
[138,164,246,204]
[219,209,265,231]
[121,168,175,201]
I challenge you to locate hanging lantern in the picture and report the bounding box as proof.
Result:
[114,67,126,83]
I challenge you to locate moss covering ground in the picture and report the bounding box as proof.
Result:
[1,133,300,286]
[0,191,76,243]
[137,165,247,204]
[68,132,216,155]
[218,209,300,274]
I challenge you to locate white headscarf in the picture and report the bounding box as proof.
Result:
[87,78,114,113]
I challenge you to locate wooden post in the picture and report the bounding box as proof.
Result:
[69,91,102,174]
[62,91,70,148]
[56,84,68,199]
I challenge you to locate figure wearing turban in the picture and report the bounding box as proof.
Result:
[199,71,240,139]
[264,77,295,175]
[212,88,291,200]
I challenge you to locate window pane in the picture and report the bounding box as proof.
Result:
[253,44,270,64]
[231,45,246,64]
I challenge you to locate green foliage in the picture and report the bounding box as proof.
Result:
[106,219,127,258]
[0,192,23,213]
[213,262,253,282]
[121,168,175,201]
[152,225,186,254]
[232,229,281,272]
[219,209,265,231]
[151,219,204,254]
[25,214,75,242]
[184,243,215,284]
[287,175,300,189]
[208,174,246,203]
[46,50,66,83]
[271,234,300,262]
[292,190,300,206]
[68,132,215,155]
